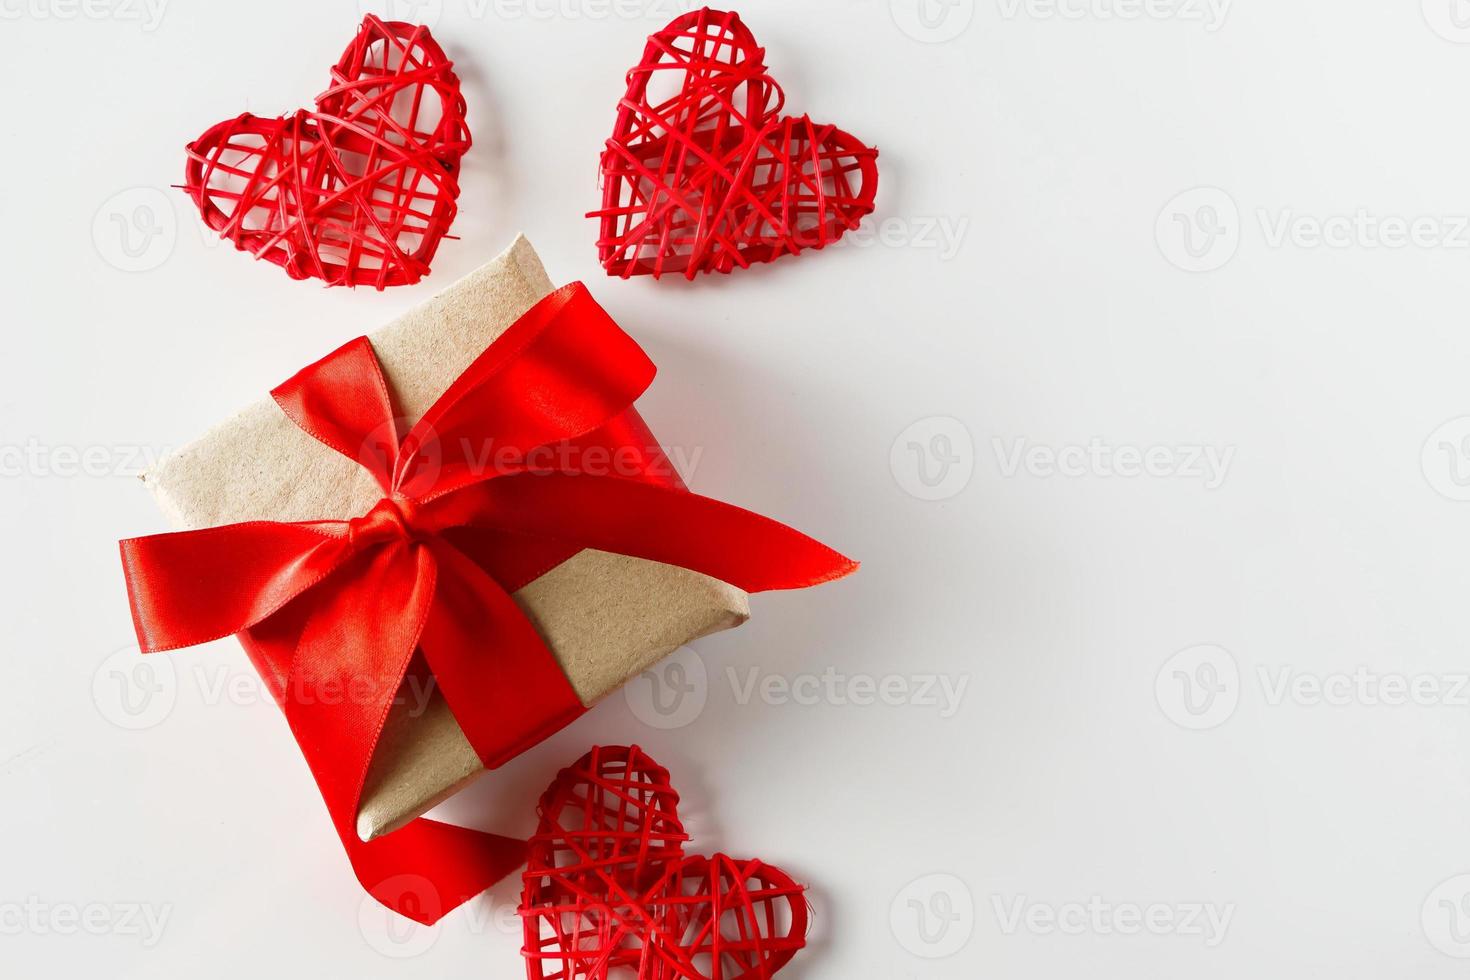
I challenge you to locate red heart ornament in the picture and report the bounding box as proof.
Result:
[184,16,469,289]
[592,8,879,280]
[521,746,809,980]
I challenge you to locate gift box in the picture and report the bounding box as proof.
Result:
[122,236,852,922]
[141,236,751,841]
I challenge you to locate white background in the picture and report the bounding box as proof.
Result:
[4,0,1470,975]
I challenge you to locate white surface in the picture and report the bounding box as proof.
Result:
[4,0,1470,975]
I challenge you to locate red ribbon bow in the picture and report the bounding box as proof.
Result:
[119,284,855,924]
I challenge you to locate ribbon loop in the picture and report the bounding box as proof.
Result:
[272,336,400,491]
[396,283,657,498]
[121,521,354,653]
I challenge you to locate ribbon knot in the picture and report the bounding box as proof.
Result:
[348,496,420,550]
[118,282,856,926]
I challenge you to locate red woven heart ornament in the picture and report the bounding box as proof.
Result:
[184,16,469,289]
[521,746,809,980]
[591,8,879,280]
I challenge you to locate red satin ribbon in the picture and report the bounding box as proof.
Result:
[119,283,856,924]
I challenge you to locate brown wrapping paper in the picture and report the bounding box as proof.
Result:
[142,236,750,841]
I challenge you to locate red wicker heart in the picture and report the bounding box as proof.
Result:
[521,745,809,980]
[184,16,469,289]
[592,7,879,280]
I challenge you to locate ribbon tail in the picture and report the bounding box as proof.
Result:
[419,539,587,769]
[425,473,858,593]
[278,540,525,925]
[346,819,529,927]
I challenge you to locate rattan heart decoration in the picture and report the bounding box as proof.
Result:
[591,8,880,280]
[520,745,809,980]
[183,16,469,289]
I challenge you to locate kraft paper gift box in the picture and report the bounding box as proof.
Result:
[141,235,750,841]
